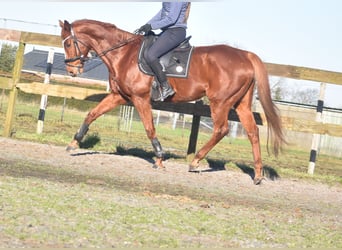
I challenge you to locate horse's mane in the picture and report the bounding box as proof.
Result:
[72,19,117,29]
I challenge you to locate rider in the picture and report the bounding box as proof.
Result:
[135,2,191,101]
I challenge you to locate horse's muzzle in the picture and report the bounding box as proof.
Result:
[65,63,84,77]
[68,71,78,77]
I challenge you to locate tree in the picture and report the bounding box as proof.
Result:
[273,85,283,101]
[0,43,17,72]
[270,77,287,101]
[270,77,319,105]
[288,88,318,105]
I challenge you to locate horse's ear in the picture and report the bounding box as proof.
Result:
[59,20,71,32]
[59,20,64,28]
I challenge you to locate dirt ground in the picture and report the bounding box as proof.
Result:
[1,137,342,247]
[1,137,341,215]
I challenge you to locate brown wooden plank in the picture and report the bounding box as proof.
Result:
[0,29,61,47]
[281,116,342,137]
[3,42,25,137]
[265,63,342,85]
[3,88,18,137]
[0,28,21,42]
[16,82,107,100]
[0,76,13,89]
[20,32,61,47]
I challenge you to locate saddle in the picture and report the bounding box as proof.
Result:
[138,34,194,78]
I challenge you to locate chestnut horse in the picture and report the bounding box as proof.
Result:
[59,19,285,184]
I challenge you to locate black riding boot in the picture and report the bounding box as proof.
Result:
[149,59,175,101]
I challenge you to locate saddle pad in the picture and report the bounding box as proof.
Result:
[138,35,194,78]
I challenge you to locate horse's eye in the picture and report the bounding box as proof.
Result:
[65,41,71,48]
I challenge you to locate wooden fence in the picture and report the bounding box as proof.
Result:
[0,28,341,160]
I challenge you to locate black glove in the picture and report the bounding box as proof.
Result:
[134,23,152,35]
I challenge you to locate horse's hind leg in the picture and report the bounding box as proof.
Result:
[235,97,264,185]
[189,102,230,171]
[67,93,127,151]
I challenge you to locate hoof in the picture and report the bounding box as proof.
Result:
[66,145,78,152]
[152,164,165,170]
[253,177,264,185]
[188,158,200,172]
[188,164,199,172]
[66,140,79,152]
[153,157,165,170]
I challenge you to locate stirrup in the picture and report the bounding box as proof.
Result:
[151,80,164,101]
[161,87,175,100]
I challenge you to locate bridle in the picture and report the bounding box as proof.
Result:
[62,25,140,70]
[62,28,90,69]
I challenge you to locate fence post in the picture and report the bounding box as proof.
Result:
[186,100,202,160]
[37,48,54,134]
[3,41,25,137]
[308,82,326,174]
[119,105,134,132]
[172,112,179,130]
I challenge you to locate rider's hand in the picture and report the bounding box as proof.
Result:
[134,23,152,35]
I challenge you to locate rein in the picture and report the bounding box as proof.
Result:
[62,26,140,68]
[96,36,140,58]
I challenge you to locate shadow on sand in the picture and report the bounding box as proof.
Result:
[72,133,280,181]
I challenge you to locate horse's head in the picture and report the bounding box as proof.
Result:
[59,20,90,76]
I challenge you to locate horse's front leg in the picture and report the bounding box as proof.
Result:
[66,93,127,151]
[132,97,164,169]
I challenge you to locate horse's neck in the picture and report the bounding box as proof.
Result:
[86,26,139,75]
[114,27,135,42]
[76,23,132,50]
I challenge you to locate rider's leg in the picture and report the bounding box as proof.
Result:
[149,59,175,100]
[145,27,186,100]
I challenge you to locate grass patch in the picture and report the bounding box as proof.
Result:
[1,159,341,248]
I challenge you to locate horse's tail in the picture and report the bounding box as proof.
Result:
[247,52,286,156]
